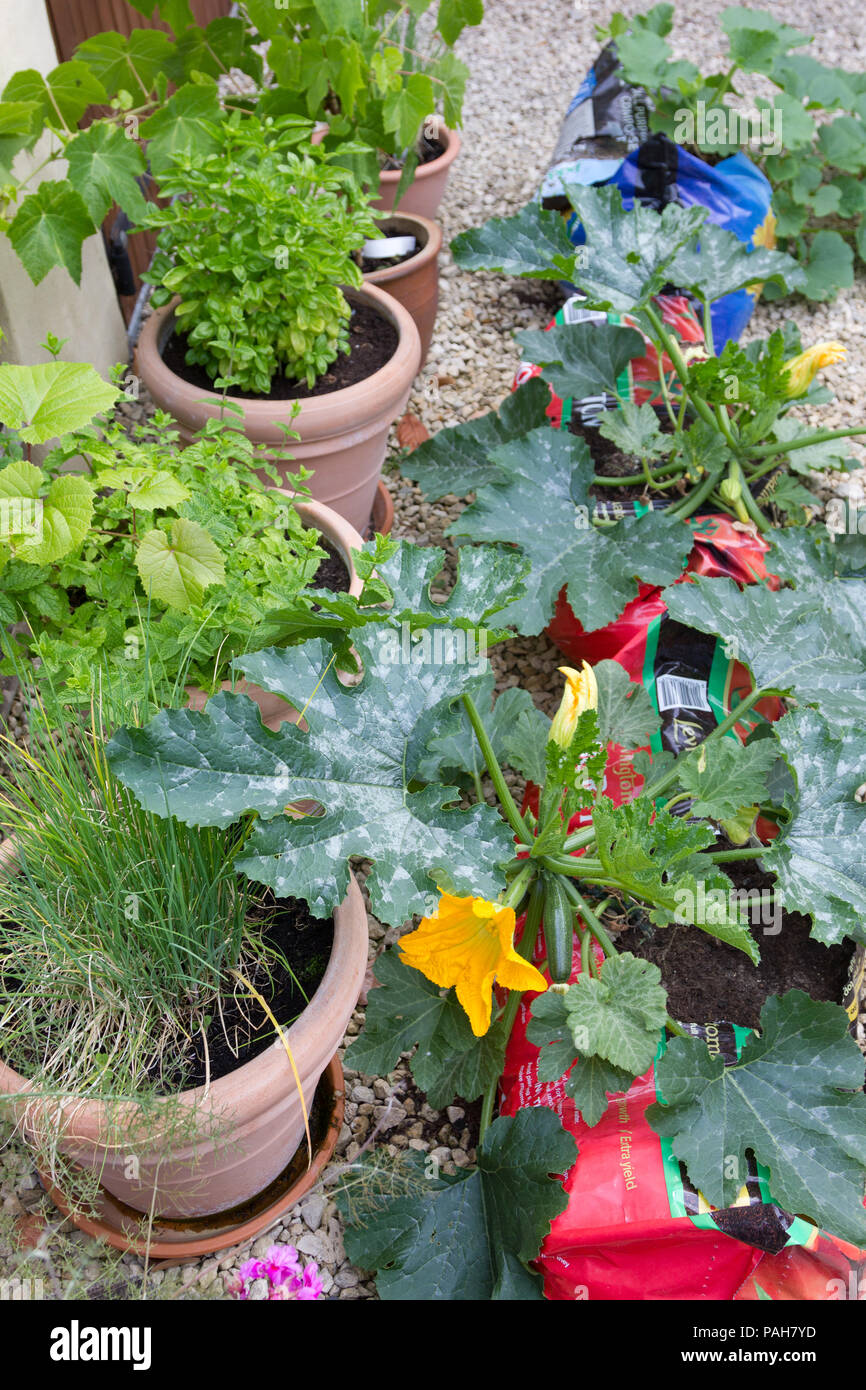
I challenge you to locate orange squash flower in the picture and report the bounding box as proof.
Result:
[399,891,548,1037]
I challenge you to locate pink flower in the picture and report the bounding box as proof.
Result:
[227,1244,323,1301]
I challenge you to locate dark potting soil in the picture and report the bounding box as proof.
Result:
[569,410,686,506]
[161,302,398,402]
[155,895,334,1093]
[381,133,445,171]
[360,220,422,273]
[312,539,350,593]
[613,859,852,1029]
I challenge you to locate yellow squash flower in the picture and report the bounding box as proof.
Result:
[399,892,548,1037]
[782,342,846,398]
[548,662,598,751]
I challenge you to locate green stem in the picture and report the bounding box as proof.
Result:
[561,823,597,854]
[707,846,765,862]
[642,305,719,436]
[637,688,770,804]
[479,871,539,1142]
[540,854,604,877]
[750,426,866,460]
[667,465,722,520]
[592,459,687,486]
[737,479,770,532]
[462,692,532,846]
[502,862,535,910]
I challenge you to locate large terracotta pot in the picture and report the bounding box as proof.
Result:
[0,848,368,1220]
[374,122,461,220]
[363,212,441,367]
[136,283,421,535]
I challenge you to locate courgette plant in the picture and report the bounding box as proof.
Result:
[396,184,866,640]
[107,536,866,1298]
[596,3,866,301]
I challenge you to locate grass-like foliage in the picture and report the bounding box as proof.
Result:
[0,687,270,1105]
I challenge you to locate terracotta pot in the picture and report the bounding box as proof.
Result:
[363,213,441,367]
[135,283,421,536]
[371,478,395,538]
[186,494,365,730]
[0,858,369,1220]
[41,1056,346,1260]
[373,122,461,220]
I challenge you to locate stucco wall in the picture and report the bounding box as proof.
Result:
[0,0,128,374]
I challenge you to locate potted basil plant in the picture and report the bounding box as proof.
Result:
[135,110,421,535]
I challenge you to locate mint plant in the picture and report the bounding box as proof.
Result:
[107,538,866,1287]
[0,361,326,706]
[140,111,380,393]
[596,4,866,300]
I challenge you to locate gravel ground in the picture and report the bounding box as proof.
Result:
[2,0,866,1301]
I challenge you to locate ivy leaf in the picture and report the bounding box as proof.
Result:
[514,322,646,401]
[530,952,668,1078]
[676,737,780,821]
[336,1108,576,1300]
[670,221,806,303]
[174,17,264,85]
[6,182,95,285]
[347,950,506,1109]
[450,203,579,280]
[0,362,118,443]
[401,376,551,498]
[140,83,222,176]
[648,990,866,1247]
[763,707,866,947]
[662,576,866,732]
[107,636,516,926]
[594,658,662,749]
[592,798,760,959]
[65,122,149,224]
[560,183,706,312]
[443,427,689,635]
[135,517,225,611]
[527,989,634,1125]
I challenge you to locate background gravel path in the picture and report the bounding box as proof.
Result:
[1,0,865,1301]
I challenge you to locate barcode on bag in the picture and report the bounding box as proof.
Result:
[656,674,711,713]
[562,297,608,326]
